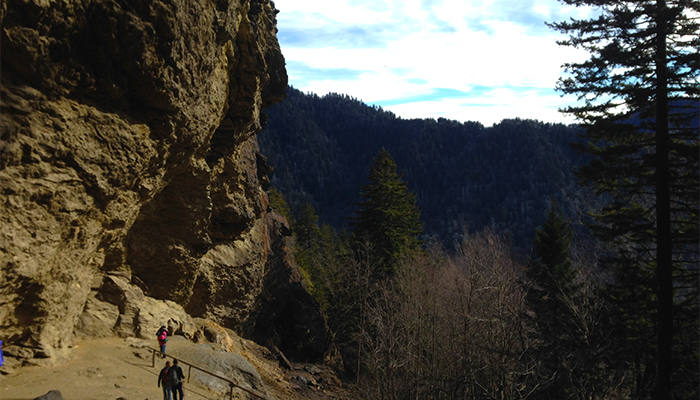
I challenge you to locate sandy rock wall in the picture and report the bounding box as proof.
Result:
[0,0,307,363]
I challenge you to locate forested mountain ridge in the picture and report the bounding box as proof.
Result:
[259,86,591,253]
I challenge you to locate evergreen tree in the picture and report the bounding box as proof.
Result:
[350,148,424,276]
[525,206,579,399]
[525,206,622,399]
[549,1,699,398]
[267,186,293,223]
[293,202,322,253]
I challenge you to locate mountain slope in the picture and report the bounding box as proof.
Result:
[259,87,591,252]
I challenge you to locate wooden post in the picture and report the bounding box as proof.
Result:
[274,346,292,370]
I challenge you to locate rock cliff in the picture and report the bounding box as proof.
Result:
[0,0,327,364]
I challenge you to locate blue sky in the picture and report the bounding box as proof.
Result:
[272,0,595,126]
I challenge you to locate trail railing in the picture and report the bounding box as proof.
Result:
[148,346,266,400]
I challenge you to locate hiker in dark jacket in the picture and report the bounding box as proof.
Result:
[158,360,172,400]
[170,358,186,400]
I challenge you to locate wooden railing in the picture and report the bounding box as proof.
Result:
[148,347,266,400]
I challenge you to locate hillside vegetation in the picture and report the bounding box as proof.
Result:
[258,85,697,399]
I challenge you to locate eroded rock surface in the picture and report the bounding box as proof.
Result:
[1,0,327,364]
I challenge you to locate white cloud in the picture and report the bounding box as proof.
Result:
[273,0,591,125]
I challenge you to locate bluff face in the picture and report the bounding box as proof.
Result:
[1,0,327,363]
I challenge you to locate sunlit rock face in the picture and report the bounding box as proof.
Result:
[1,0,325,363]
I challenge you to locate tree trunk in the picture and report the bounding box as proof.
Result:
[654,1,672,398]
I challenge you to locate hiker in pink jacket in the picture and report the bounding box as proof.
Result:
[156,326,169,358]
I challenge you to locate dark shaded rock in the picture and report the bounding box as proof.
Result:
[33,390,63,400]
[244,211,330,362]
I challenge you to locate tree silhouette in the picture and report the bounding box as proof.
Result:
[549,1,699,398]
[350,148,424,277]
[525,206,582,398]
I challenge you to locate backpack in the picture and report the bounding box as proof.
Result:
[168,366,181,385]
[161,367,171,387]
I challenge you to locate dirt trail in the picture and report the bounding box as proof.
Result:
[0,335,360,400]
[0,336,221,400]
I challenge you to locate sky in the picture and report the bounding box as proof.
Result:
[272,0,596,126]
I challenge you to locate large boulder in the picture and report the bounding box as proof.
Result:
[192,318,239,353]
[74,292,120,339]
[74,273,197,341]
[177,343,269,399]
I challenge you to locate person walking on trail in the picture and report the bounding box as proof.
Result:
[170,358,186,400]
[158,360,173,400]
[157,325,168,358]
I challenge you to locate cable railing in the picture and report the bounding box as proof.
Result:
[148,346,266,400]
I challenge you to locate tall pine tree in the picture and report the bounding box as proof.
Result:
[549,1,699,398]
[350,148,424,276]
[525,206,579,399]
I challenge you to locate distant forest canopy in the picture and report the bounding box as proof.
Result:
[258,86,593,254]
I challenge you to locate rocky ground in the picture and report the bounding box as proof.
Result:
[0,335,360,400]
